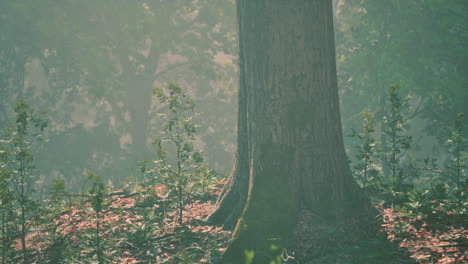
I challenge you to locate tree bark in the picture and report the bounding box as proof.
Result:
[207,24,250,228]
[212,1,378,263]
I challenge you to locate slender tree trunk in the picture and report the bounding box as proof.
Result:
[392,115,397,184]
[363,157,368,189]
[19,141,28,263]
[96,211,103,264]
[20,205,27,262]
[214,1,378,262]
[456,145,460,191]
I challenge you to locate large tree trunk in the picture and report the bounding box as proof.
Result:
[207,23,250,228]
[213,1,378,263]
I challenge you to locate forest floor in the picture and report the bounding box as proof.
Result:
[23,182,467,263]
[379,202,467,264]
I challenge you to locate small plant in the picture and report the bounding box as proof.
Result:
[381,84,412,190]
[0,99,48,262]
[86,171,107,264]
[124,204,162,262]
[149,83,216,225]
[351,109,380,191]
[405,189,431,217]
[48,177,73,211]
[429,182,448,200]
[416,156,443,189]
[0,147,14,264]
[445,113,467,194]
[36,177,73,263]
[392,221,410,237]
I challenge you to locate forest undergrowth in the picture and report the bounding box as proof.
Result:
[2,181,464,264]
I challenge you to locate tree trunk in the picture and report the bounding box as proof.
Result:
[214,1,378,263]
[207,30,250,228]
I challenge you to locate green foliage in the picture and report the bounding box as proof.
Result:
[148,83,216,225]
[444,113,467,192]
[123,207,162,261]
[120,188,167,263]
[0,99,48,262]
[268,244,286,264]
[404,189,431,217]
[0,84,226,263]
[86,171,106,215]
[49,178,66,203]
[244,244,288,264]
[429,182,448,200]
[244,250,255,264]
[415,156,442,189]
[48,177,74,210]
[381,84,413,190]
[85,171,107,264]
[348,88,466,230]
[350,109,380,190]
[391,221,410,237]
[39,178,73,263]
[0,138,15,263]
[41,233,71,264]
[336,0,468,144]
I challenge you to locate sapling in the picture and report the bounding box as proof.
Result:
[41,177,71,264]
[150,83,215,225]
[381,84,412,190]
[0,99,48,262]
[86,171,106,264]
[445,113,467,197]
[351,109,379,191]
[0,145,14,264]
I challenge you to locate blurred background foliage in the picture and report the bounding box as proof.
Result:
[0,0,466,193]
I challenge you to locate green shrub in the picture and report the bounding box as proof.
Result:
[381,84,412,190]
[350,109,380,191]
[148,83,216,225]
[0,99,48,262]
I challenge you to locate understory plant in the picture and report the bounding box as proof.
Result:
[351,109,379,191]
[149,82,216,225]
[0,99,48,262]
[348,86,467,229]
[86,171,107,264]
[0,144,14,264]
[445,113,467,194]
[381,84,413,190]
